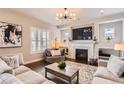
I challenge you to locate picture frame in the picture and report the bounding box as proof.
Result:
[72,26,93,40]
[0,21,22,48]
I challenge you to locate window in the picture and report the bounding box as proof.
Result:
[105,27,115,39]
[61,30,70,42]
[31,27,50,53]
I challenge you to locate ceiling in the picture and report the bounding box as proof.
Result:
[12,8,124,26]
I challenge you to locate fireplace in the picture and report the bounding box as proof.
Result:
[75,49,88,64]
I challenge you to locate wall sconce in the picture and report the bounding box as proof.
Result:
[93,36,97,44]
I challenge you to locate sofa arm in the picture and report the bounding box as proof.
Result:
[98,59,109,67]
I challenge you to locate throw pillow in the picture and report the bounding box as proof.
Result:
[0,58,12,74]
[0,73,24,84]
[54,49,61,56]
[109,55,120,60]
[51,49,61,56]
[50,50,56,56]
[0,55,20,69]
[107,56,124,77]
[46,50,52,57]
[60,48,65,55]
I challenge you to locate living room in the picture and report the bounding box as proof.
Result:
[1,0,124,93]
[1,8,124,85]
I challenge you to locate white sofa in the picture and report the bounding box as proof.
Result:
[92,59,124,84]
[0,53,55,84]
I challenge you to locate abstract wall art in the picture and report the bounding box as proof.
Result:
[0,21,22,48]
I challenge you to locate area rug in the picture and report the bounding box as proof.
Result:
[38,61,97,84]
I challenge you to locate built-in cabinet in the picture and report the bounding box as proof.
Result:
[95,18,124,58]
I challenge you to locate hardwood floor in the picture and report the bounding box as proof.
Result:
[25,61,48,72]
[25,61,69,83]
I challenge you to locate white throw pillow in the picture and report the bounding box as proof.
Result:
[54,49,61,55]
[0,53,24,65]
[107,55,124,77]
[108,55,120,68]
[0,58,12,74]
[0,55,19,69]
[50,50,55,56]
[50,50,61,56]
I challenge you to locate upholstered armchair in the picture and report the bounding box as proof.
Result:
[43,48,65,63]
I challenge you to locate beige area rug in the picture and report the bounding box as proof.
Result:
[38,61,97,84]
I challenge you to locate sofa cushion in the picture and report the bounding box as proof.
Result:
[92,77,119,84]
[16,70,47,84]
[14,66,31,75]
[45,56,65,63]
[107,56,124,77]
[42,80,55,84]
[0,58,12,74]
[94,67,124,83]
[0,73,23,84]
[60,48,65,56]
[51,50,61,56]
[0,53,24,65]
[0,55,20,69]
[17,53,24,65]
[45,50,52,57]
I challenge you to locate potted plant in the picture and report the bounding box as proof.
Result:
[106,36,111,41]
[58,61,66,69]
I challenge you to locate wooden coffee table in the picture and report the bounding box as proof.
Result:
[45,63,79,84]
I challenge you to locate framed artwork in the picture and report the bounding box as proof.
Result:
[0,21,22,48]
[72,26,93,40]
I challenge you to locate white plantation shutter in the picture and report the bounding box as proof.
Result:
[31,27,50,53]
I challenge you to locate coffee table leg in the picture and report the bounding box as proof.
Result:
[77,70,79,84]
[45,68,47,78]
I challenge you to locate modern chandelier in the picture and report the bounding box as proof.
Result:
[56,8,76,22]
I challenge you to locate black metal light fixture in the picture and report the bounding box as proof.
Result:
[56,8,76,22]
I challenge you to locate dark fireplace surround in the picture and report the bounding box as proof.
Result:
[75,49,88,64]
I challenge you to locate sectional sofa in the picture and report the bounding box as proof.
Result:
[0,53,55,84]
[92,59,124,84]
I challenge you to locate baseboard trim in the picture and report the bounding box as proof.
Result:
[24,58,43,65]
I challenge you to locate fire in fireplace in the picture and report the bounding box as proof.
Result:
[75,49,88,64]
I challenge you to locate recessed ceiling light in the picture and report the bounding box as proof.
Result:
[100,10,104,15]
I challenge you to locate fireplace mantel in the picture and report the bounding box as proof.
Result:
[69,43,94,61]
[71,40,95,44]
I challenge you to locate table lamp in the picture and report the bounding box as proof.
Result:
[51,38,60,49]
[114,43,124,57]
